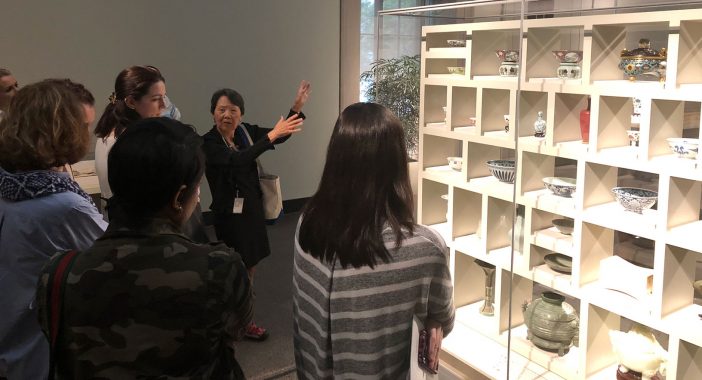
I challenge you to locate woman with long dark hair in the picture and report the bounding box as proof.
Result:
[293,102,455,379]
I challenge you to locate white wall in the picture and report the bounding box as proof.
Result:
[0,0,340,207]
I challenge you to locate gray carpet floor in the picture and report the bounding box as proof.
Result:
[234,212,300,380]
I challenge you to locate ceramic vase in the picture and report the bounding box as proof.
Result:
[522,291,579,356]
[475,259,496,316]
[534,111,546,138]
[580,97,591,143]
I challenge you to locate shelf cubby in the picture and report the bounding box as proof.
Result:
[419,178,449,230]
[674,339,702,379]
[421,134,463,183]
[450,86,477,131]
[553,92,589,147]
[677,20,702,87]
[426,58,467,78]
[518,152,578,218]
[422,85,448,127]
[471,29,520,80]
[529,208,575,258]
[452,187,482,241]
[516,91,549,139]
[647,99,700,171]
[479,87,512,137]
[594,95,640,161]
[425,31,468,51]
[525,26,584,82]
[590,22,669,83]
[666,176,702,253]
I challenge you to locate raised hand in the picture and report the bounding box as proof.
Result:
[268,113,304,143]
[292,80,311,113]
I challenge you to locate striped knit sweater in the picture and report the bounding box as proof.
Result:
[293,219,455,379]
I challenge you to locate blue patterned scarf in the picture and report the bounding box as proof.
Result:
[0,167,95,206]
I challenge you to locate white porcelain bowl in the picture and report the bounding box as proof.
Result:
[447,66,465,75]
[447,157,462,171]
[543,177,577,197]
[611,187,658,214]
[666,138,699,159]
[486,160,515,183]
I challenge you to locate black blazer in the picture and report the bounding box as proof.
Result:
[202,110,303,214]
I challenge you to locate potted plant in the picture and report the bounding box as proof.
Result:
[361,54,420,160]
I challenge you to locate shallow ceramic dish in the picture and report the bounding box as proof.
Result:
[447,39,466,47]
[611,187,658,214]
[552,218,574,235]
[447,156,463,171]
[486,160,515,183]
[447,66,465,75]
[666,138,699,159]
[544,253,573,274]
[543,177,577,197]
[552,50,583,64]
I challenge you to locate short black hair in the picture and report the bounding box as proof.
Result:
[108,117,204,224]
[210,88,245,115]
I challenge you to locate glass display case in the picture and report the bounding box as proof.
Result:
[374,1,702,379]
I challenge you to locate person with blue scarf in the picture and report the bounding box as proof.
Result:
[0,79,107,380]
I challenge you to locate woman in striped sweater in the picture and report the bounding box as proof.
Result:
[293,102,455,379]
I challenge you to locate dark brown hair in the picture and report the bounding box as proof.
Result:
[94,65,164,139]
[43,78,94,105]
[0,79,89,172]
[298,102,415,269]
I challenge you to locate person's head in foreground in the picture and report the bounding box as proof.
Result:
[107,117,203,227]
[298,102,414,269]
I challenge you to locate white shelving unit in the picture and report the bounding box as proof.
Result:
[420,8,702,380]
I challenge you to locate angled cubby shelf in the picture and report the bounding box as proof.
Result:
[471,28,520,80]
[452,187,482,243]
[677,20,702,88]
[647,98,701,172]
[673,339,702,379]
[552,92,589,155]
[463,142,514,200]
[426,58,467,78]
[500,281,582,380]
[450,86,477,132]
[518,152,578,218]
[421,134,463,185]
[590,21,669,85]
[419,178,450,244]
[422,84,448,129]
[666,176,702,253]
[480,87,513,140]
[582,163,659,237]
[452,251,500,337]
[525,26,584,84]
[593,95,641,163]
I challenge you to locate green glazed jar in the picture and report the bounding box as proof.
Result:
[521,291,579,356]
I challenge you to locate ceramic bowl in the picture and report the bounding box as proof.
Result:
[447,39,466,47]
[447,156,463,171]
[618,39,667,81]
[447,66,465,75]
[611,187,658,214]
[543,177,577,197]
[552,50,583,64]
[495,49,519,62]
[627,129,640,147]
[486,160,515,183]
[552,218,574,235]
[544,253,573,274]
[694,280,702,295]
[666,138,699,159]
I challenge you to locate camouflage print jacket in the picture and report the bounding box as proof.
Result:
[36,218,253,379]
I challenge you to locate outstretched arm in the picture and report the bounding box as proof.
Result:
[291,80,311,113]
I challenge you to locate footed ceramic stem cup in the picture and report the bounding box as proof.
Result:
[475,259,496,316]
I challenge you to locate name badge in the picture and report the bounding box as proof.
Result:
[233,197,244,214]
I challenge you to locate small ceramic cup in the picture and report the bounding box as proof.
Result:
[627,129,640,146]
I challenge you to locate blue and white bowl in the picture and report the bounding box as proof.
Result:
[666,138,699,159]
[543,177,577,197]
[486,160,515,183]
[611,187,658,214]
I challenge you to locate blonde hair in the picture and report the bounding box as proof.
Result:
[0,80,89,172]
